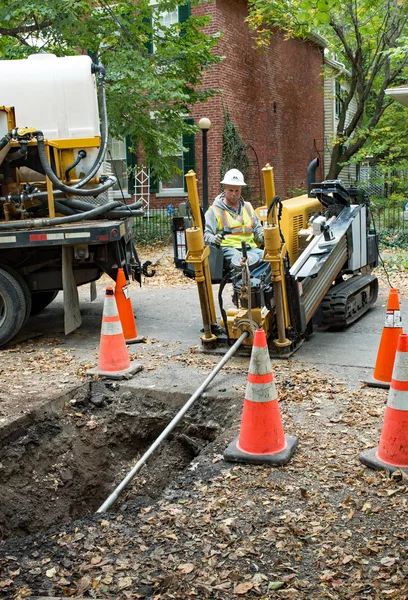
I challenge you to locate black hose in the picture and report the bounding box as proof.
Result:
[0,201,123,231]
[70,69,109,189]
[36,133,116,196]
[65,150,87,181]
[218,273,231,345]
[56,197,144,218]
[4,141,28,163]
[37,196,79,216]
[58,197,143,212]
[0,133,11,151]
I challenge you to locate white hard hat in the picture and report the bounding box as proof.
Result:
[221,168,247,186]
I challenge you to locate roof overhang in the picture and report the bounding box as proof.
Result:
[385,86,408,107]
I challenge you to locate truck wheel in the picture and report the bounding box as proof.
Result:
[0,264,32,327]
[30,291,59,316]
[0,268,27,347]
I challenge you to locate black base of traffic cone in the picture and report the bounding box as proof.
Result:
[224,434,298,466]
[363,374,390,389]
[360,447,408,475]
[87,362,143,380]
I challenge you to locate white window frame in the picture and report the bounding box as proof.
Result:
[149,0,179,53]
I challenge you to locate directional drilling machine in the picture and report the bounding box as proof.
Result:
[173,163,378,355]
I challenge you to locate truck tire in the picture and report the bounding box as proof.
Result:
[30,291,59,316]
[0,264,32,327]
[0,268,28,347]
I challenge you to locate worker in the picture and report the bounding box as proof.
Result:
[204,168,269,279]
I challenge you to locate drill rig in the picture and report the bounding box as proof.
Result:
[174,164,378,355]
[0,54,146,347]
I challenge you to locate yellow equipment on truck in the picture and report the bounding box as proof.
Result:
[173,161,378,355]
[0,54,148,347]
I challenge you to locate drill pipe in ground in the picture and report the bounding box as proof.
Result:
[96,331,249,513]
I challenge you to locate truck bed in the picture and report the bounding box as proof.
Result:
[0,218,134,248]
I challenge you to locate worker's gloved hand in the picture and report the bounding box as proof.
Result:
[213,232,224,246]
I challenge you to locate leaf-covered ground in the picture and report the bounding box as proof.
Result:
[1,366,408,599]
[1,246,408,599]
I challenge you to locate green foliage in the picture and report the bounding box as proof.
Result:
[286,185,307,198]
[220,109,251,199]
[246,0,408,180]
[0,0,222,182]
[378,230,408,250]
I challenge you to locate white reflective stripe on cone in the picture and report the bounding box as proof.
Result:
[249,351,272,375]
[104,297,119,318]
[101,320,123,336]
[391,351,408,383]
[245,381,277,403]
[387,386,408,411]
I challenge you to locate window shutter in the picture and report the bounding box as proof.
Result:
[143,16,153,54]
[125,136,137,196]
[178,2,191,26]
[183,117,195,192]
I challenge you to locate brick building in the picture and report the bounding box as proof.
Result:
[115,0,325,209]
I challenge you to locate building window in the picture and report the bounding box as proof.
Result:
[159,145,185,195]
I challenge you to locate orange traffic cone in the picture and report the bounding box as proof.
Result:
[364,288,403,389]
[115,268,145,344]
[360,333,408,474]
[224,328,298,466]
[87,287,142,380]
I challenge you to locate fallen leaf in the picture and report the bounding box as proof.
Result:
[234,582,254,594]
[268,581,285,590]
[178,563,195,574]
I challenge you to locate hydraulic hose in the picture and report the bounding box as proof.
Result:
[69,68,109,189]
[218,273,231,345]
[36,133,117,197]
[58,197,144,213]
[0,133,11,151]
[65,150,87,181]
[0,201,123,230]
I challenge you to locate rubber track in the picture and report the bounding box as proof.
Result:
[321,274,378,329]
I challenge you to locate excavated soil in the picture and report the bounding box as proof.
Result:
[0,380,234,541]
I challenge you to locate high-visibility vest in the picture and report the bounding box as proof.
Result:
[210,202,256,249]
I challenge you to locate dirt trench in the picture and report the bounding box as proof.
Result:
[0,379,235,540]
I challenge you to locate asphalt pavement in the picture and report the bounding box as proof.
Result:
[20,278,404,391]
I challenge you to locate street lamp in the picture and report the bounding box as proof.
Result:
[198,117,211,213]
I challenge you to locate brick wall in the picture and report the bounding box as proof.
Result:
[149,0,324,209]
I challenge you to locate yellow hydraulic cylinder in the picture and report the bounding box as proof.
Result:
[185,170,217,345]
[262,163,277,225]
[262,164,290,348]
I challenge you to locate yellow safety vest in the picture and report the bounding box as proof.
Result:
[210,202,256,249]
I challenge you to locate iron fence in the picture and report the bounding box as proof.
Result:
[133,206,181,245]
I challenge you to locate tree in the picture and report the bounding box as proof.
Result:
[0,0,221,181]
[246,0,408,180]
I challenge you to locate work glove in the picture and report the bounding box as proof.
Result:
[213,232,224,246]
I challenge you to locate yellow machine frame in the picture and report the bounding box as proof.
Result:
[0,107,102,222]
